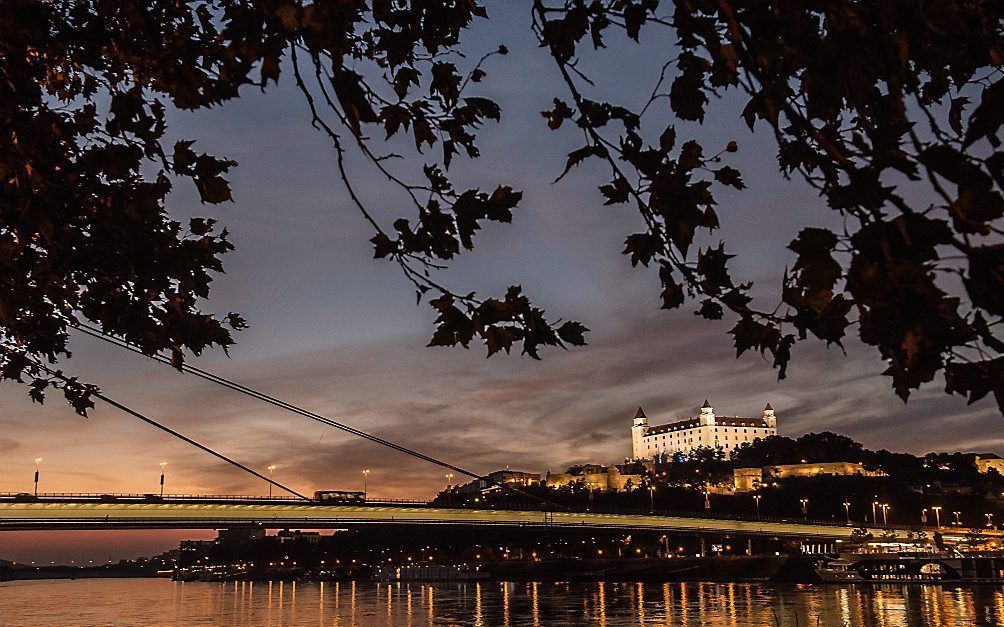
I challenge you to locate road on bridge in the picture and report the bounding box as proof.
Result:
[0,499,975,542]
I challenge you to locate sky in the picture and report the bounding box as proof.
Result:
[2,3,1002,564]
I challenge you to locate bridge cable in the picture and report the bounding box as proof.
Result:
[18,355,311,501]
[91,390,311,501]
[73,323,564,509]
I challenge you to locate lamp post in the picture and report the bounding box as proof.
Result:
[266,465,276,498]
[881,504,890,527]
[800,498,809,520]
[33,458,42,496]
[986,513,995,529]
[843,501,851,524]
[932,506,942,529]
[363,469,370,499]
[159,461,167,497]
[704,489,710,512]
[921,508,928,527]
[953,511,962,527]
[446,473,454,488]
[648,485,655,512]
[872,501,878,525]
[754,494,762,519]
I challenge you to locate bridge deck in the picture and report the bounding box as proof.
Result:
[0,501,980,541]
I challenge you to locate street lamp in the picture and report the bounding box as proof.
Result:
[704,489,710,511]
[446,473,454,488]
[932,506,942,529]
[986,513,995,529]
[800,498,809,519]
[266,465,276,498]
[648,486,655,512]
[872,501,879,525]
[843,501,851,524]
[753,494,762,519]
[159,461,168,497]
[921,508,928,526]
[953,511,962,527]
[881,504,890,527]
[363,469,370,499]
[33,458,42,496]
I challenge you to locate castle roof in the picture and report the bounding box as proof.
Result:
[634,406,647,419]
[764,402,773,411]
[646,419,700,435]
[645,415,770,435]
[702,399,712,409]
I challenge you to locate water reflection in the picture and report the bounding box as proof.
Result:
[1,578,1002,625]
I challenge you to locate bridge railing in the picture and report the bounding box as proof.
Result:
[433,499,953,534]
[0,492,432,506]
[0,492,309,503]
[0,493,985,534]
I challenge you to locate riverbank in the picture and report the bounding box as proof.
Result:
[168,555,821,583]
[1,563,167,581]
[4,556,811,583]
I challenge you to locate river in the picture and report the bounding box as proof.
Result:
[0,578,1001,625]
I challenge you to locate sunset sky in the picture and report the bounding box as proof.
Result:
[2,4,1001,564]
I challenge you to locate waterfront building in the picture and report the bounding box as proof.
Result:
[631,400,777,460]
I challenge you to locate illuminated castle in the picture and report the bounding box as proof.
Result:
[630,400,777,460]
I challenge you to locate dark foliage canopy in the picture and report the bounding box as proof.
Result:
[2,0,1003,415]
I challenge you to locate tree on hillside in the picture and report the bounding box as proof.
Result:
[2,1,1003,415]
[795,432,865,463]
[730,435,800,467]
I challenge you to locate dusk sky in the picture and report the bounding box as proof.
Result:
[2,4,1001,564]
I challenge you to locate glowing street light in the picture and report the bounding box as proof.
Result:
[800,498,809,519]
[953,511,962,527]
[159,461,168,497]
[872,501,879,525]
[753,494,762,519]
[648,485,655,512]
[931,506,942,529]
[266,465,277,498]
[363,469,371,499]
[986,513,995,529]
[881,504,890,527]
[446,473,454,488]
[703,489,710,511]
[33,458,42,496]
[921,508,928,526]
[843,501,851,524]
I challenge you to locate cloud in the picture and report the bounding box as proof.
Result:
[0,438,20,455]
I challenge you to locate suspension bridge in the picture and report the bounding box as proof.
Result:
[8,325,998,549]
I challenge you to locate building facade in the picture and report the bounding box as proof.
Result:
[631,400,777,460]
[544,463,645,492]
[733,461,885,492]
[972,454,1004,475]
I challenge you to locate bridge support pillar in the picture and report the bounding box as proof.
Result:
[699,536,706,558]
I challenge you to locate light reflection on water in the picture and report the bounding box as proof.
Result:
[0,578,1001,625]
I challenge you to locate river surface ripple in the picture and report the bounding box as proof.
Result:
[1,578,1002,625]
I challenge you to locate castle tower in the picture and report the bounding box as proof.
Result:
[631,407,649,459]
[698,399,715,426]
[763,402,777,428]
